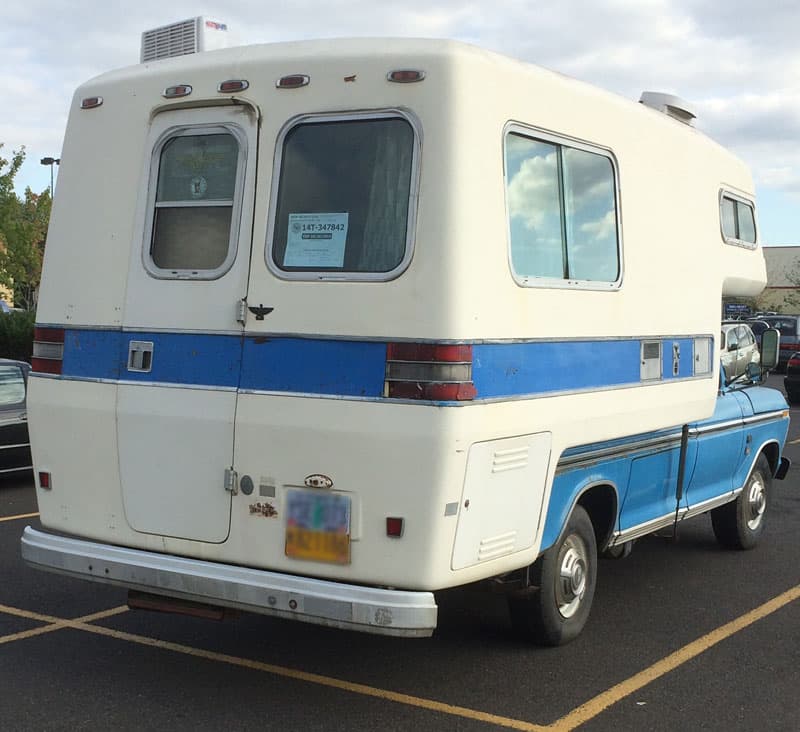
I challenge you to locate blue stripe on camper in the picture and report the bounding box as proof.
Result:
[57,329,711,400]
[471,340,641,398]
[239,337,387,397]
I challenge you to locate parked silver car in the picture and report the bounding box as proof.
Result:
[720,322,760,380]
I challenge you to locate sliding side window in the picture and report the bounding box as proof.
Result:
[504,129,621,288]
[145,126,246,279]
[270,113,418,280]
[720,192,756,248]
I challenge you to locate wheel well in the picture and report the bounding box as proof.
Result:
[577,485,617,551]
[760,442,780,476]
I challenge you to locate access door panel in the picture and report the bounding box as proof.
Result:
[117,105,258,542]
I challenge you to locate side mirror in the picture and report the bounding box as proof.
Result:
[760,328,780,371]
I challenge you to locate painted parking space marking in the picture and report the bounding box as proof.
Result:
[0,586,797,730]
[550,584,800,731]
[0,512,39,523]
[0,604,129,646]
[788,436,800,445]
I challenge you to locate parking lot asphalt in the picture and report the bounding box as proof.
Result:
[1,374,798,731]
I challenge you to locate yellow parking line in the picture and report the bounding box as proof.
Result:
[0,511,39,523]
[788,437,800,445]
[1,588,798,730]
[44,616,549,731]
[550,584,800,731]
[0,604,129,646]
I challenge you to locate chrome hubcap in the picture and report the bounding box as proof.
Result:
[746,476,766,531]
[556,535,588,619]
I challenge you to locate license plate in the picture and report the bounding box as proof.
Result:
[285,489,351,564]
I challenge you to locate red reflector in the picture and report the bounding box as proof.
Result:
[387,69,426,83]
[276,74,310,89]
[80,96,103,109]
[34,327,65,343]
[38,472,51,490]
[387,343,472,363]
[385,342,476,401]
[218,79,249,93]
[32,326,65,375]
[163,84,193,99]
[386,517,404,537]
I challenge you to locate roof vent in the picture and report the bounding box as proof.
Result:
[639,91,697,127]
[140,17,231,63]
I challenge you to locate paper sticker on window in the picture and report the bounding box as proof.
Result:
[284,213,349,268]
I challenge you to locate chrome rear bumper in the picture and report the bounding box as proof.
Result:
[21,527,437,637]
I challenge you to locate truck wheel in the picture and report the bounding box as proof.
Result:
[711,454,770,550]
[508,505,597,646]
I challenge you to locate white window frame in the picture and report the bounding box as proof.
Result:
[143,122,248,280]
[503,123,623,291]
[719,189,757,250]
[265,109,421,282]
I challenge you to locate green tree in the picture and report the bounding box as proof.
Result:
[0,144,52,310]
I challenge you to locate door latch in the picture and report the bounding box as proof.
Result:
[224,467,238,495]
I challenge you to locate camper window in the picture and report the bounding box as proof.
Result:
[269,113,417,279]
[720,192,756,247]
[504,129,620,288]
[146,126,245,278]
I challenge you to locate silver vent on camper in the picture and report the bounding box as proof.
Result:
[140,17,230,63]
[639,92,697,127]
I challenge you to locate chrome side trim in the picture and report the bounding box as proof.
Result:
[0,464,32,474]
[0,442,30,451]
[21,527,437,638]
[557,432,683,473]
[612,511,686,545]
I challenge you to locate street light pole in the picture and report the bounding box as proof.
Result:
[39,156,61,195]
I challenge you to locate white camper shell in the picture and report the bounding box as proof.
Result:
[23,39,789,644]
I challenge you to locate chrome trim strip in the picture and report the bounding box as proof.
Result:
[742,410,789,425]
[557,432,683,472]
[21,527,437,638]
[613,511,685,545]
[0,464,32,474]
[0,443,30,451]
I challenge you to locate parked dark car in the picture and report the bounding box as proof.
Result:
[784,352,800,404]
[0,358,32,476]
[744,318,771,348]
[757,315,800,369]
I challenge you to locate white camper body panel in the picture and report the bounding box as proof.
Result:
[30,39,767,596]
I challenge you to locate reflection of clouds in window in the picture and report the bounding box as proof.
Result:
[578,209,616,240]
[505,130,619,283]
[506,137,564,279]
[506,145,559,231]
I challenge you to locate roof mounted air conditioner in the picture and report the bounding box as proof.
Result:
[140,16,231,63]
[639,92,697,127]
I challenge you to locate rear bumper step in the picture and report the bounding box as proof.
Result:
[21,526,437,637]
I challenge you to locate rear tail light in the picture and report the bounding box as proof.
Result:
[385,343,477,401]
[32,327,65,374]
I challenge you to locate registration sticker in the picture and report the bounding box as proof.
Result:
[285,489,351,564]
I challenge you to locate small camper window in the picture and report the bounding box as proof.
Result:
[720,192,756,247]
[504,129,620,288]
[146,127,245,278]
[269,113,417,279]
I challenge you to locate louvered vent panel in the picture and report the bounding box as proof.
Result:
[141,18,198,62]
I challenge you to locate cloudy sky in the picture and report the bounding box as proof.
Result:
[1,1,798,243]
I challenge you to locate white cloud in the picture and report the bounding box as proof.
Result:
[1,1,799,237]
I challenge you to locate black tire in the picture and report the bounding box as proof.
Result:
[711,454,771,550]
[785,390,800,405]
[508,505,597,646]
